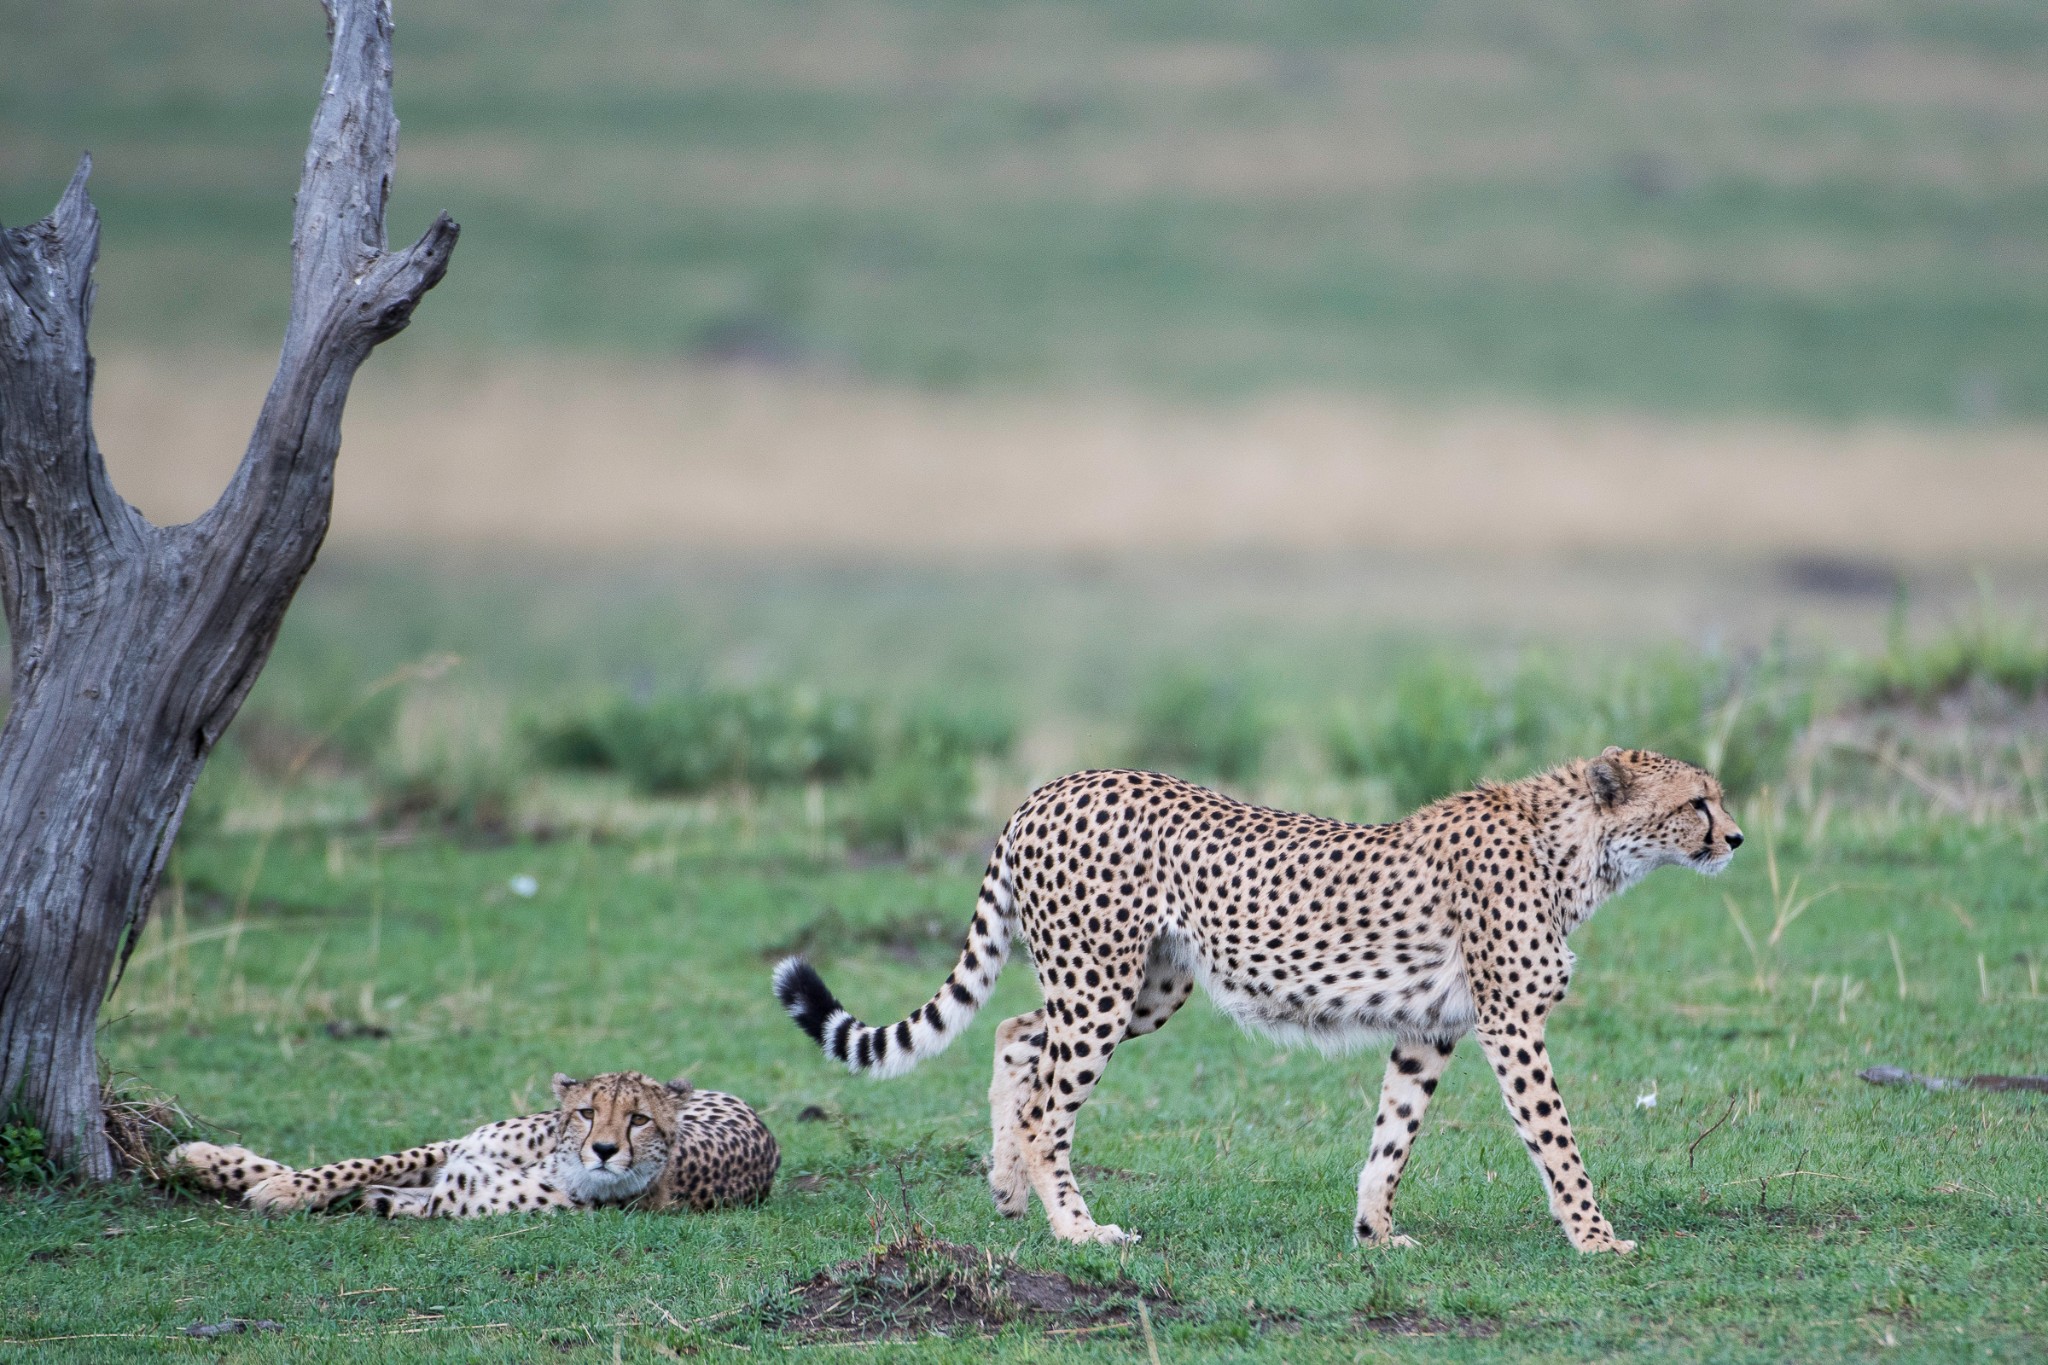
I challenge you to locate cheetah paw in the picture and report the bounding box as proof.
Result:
[244,1175,316,1214]
[1358,1231,1418,1249]
[1575,1237,1636,1255]
[165,1141,248,1186]
[1063,1222,1140,1246]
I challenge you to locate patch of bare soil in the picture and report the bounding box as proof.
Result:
[768,1230,1166,1344]
[1353,1312,1502,1338]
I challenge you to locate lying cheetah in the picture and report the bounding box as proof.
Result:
[775,747,1742,1252]
[170,1072,778,1218]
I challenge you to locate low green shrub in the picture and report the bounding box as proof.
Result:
[615,689,876,793]
[1127,670,1273,782]
[371,762,519,835]
[525,703,613,771]
[372,689,523,834]
[840,746,978,856]
[529,686,879,794]
[1328,659,1503,810]
[1706,649,1814,799]
[0,1115,50,1187]
[1856,585,2048,708]
[527,688,1018,827]
[1329,648,1807,807]
[838,700,1018,853]
[1597,649,1713,765]
[897,697,1017,765]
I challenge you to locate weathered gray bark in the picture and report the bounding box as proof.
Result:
[0,0,456,1177]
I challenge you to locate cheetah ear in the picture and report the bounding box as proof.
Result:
[1589,748,1631,809]
[665,1076,695,1101]
[551,1073,578,1100]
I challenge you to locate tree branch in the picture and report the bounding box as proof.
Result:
[0,156,143,661]
[195,0,457,551]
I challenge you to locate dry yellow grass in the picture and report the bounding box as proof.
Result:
[93,350,2048,566]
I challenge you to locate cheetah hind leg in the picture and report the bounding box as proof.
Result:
[1354,1038,1457,1248]
[1004,941,1191,1233]
[988,1010,1045,1217]
[1019,1004,1142,1245]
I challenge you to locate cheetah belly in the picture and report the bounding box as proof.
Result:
[1174,932,1478,1053]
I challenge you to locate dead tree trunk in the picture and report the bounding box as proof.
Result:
[0,0,456,1178]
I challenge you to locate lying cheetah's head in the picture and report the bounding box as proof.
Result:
[1586,746,1744,880]
[550,1071,694,1202]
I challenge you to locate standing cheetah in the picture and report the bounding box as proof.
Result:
[170,1072,778,1218]
[775,747,1741,1252]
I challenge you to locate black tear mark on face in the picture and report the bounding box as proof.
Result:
[1693,796,1713,852]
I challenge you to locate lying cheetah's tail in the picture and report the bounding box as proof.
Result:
[773,835,1016,1080]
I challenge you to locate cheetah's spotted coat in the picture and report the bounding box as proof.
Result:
[776,748,1741,1251]
[170,1072,778,1218]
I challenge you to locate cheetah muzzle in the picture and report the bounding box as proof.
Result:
[774,747,1742,1253]
[169,1072,778,1219]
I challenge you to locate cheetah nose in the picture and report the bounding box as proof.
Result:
[1726,830,1744,849]
[591,1141,619,1162]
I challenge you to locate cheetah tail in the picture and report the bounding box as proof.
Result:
[772,840,1016,1080]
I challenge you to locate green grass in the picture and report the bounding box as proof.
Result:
[6,559,2048,1358]
[4,792,2045,1360]
[4,0,2047,418]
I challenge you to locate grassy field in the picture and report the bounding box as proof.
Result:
[5,2,2046,1356]
[3,775,2045,1360]
[2,563,2047,1360]
[4,0,2047,418]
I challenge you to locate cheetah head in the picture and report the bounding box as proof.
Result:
[549,1071,694,1203]
[1586,746,1744,882]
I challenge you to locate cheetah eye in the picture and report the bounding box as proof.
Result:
[1690,797,1709,814]
[628,1113,649,1126]
[576,1107,595,1121]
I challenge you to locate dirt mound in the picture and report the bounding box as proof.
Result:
[772,1230,1165,1344]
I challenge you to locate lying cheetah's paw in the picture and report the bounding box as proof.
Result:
[245,1174,318,1214]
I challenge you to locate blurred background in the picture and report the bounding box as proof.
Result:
[3,0,2045,841]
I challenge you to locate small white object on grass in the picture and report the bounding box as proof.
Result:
[1635,1083,1658,1110]
[509,874,539,898]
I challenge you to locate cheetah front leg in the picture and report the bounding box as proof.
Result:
[1355,1037,1456,1247]
[1476,1020,1633,1254]
[167,1143,295,1198]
